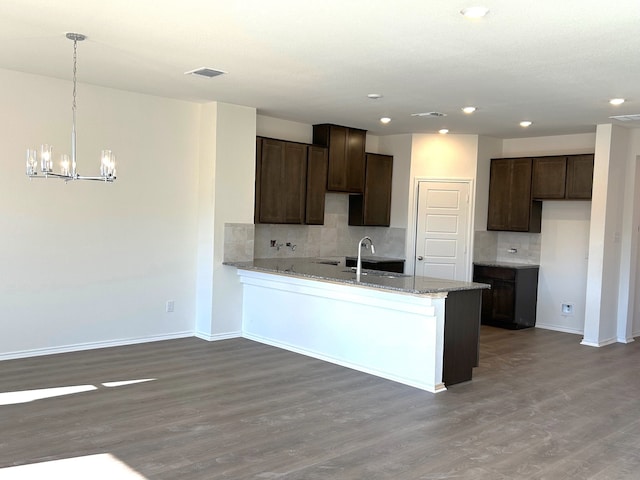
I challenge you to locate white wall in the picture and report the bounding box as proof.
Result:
[256,115,312,143]
[404,134,481,275]
[0,69,200,358]
[500,133,596,335]
[378,134,413,229]
[476,136,502,231]
[537,202,591,333]
[211,103,257,336]
[584,125,629,345]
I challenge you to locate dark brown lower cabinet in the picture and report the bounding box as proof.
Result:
[473,264,539,329]
[443,289,483,386]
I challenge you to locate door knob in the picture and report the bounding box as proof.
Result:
[417,256,424,261]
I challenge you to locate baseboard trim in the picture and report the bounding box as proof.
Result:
[580,337,618,348]
[617,336,636,344]
[535,324,583,336]
[0,331,195,362]
[194,331,242,342]
[242,332,446,394]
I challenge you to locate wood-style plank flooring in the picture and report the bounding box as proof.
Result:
[1,326,639,479]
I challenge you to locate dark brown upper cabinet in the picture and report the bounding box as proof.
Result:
[487,157,541,233]
[312,124,366,193]
[349,153,393,226]
[566,154,594,199]
[255,138,307,224]
[305,145,329,225]
[255,137,328,225]
[532,154,594,200]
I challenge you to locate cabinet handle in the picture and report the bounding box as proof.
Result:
[417,256,424,261]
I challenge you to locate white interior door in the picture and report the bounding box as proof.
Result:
[415,180,471,281]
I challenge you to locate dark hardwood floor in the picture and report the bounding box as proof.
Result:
[1,326,639,479]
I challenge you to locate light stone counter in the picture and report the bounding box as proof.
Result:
[227,257,489,295]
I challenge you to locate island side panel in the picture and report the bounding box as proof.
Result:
[237,270,447,393]
[442,289,483,386]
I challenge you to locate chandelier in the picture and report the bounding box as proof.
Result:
[25,33,116,182]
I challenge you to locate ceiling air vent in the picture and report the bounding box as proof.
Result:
[411,111,447,117]
[609,114,640,122]
[184,67,227,78]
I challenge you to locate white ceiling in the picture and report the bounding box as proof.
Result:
[1,0,639,138]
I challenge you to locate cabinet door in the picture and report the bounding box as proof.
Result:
[305,146,328,225]
[321,125,348,191]
[566,154,594,199]
[509,158,534,231]
[282,142,307,224]
[487,159,512,230]
[257,138,286,224]
[346,128,366,193]
[532,156,567,199]
[491,280,516,323]
[255,138,307,224]
[313,124,366,193]
[363,153,392,226]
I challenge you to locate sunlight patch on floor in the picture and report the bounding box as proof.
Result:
[0,379,157,405]
[0,453,148,479]
[102,378,155,388]
[0,385,97,405]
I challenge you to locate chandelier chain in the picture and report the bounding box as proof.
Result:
[72,38,77,114]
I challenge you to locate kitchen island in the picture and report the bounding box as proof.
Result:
[229,258,488,393]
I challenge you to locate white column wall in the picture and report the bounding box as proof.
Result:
[196,102,256,340]
[583,125,629,346]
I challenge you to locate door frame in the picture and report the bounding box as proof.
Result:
[407,177,476,280]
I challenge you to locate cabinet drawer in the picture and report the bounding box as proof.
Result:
[473,266,515,281]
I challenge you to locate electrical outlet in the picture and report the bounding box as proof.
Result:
[166,300,175,313]
[561,303,574,315]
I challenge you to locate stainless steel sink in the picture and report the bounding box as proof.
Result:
[342,268,400,279]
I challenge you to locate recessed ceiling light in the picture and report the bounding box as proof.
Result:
[462,106,477,114]
[610,98,625,105]
[367,93,383,99]
[460,6,490,18]
[439,129,449,134]
[380,117,391,124]
[520,121,532,127]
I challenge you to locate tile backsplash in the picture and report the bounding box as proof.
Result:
[474,230,541,265]
[224,193,407,262]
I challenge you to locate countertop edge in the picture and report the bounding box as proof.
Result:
[226,258,490,295]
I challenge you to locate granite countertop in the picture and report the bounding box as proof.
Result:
[473,261,540,269]
[226,257,489,295]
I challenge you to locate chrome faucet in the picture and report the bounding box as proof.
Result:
[356,236,375,282]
